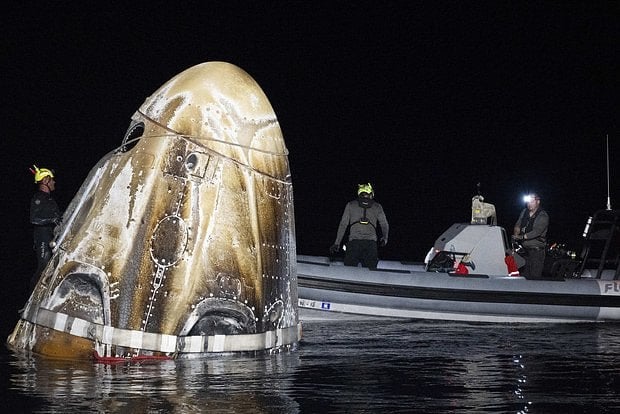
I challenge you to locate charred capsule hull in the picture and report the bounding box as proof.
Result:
[8,62,301,359]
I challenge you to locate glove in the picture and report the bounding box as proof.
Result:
[512,234,524,241]
[329,244,340,254]
[379,237,387,247]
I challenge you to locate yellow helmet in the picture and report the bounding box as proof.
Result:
[357,183,374,197]
[30,165,55,183]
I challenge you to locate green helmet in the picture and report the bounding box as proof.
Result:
[31,165,55,183]
[357,183,374,197]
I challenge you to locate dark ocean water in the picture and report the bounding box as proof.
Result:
[2,315,620,413]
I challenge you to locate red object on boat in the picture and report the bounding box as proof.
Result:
[505,255,520,276]
[454,262,469,275]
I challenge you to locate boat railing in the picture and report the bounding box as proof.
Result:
[576,209,620,279]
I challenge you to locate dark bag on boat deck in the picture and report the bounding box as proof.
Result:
[427,251,455,273]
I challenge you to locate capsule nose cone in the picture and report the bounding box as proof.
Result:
[136,62,288,178]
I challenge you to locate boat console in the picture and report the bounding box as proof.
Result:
[427,194,620,280]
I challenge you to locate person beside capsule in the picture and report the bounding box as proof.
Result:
[29,165,62,291]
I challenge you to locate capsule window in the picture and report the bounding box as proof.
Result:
[119,121,145,152]
[185,153,198,172]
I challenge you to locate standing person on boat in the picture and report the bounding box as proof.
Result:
[29,165,62,292]
[330,183,389,270]
[512,192,549,279]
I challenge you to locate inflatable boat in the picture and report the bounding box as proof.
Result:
[298,201,620,323]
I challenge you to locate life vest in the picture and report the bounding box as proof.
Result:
[518,208,546,243]
[354,199,376,229]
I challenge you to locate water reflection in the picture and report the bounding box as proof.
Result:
[6,320,620,413]
[9,351,301,413]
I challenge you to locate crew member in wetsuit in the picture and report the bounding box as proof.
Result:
[512,192,549,279]
[29,165,61,291]
[330,183,389,270]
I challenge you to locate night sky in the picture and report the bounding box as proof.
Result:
[3,2,618,271]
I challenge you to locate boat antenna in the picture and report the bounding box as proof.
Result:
[606,134,612,210]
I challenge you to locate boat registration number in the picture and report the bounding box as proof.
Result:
[299,299,331,310]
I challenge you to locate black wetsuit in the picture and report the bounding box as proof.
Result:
[30,190,61,290]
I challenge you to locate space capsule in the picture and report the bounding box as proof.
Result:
[7,62,301,360]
